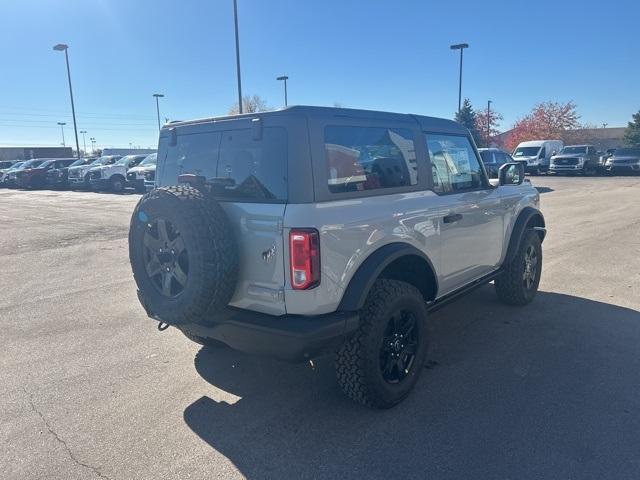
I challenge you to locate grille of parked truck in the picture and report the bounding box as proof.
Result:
[549,145,600,175]
[128,106,546,408]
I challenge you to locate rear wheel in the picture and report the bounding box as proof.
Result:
[335,279,429,408]
[495,230,542,306]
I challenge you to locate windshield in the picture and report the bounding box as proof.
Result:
[514,147,541,157]
[116,155,137,165]
[560,146,587,154]
[140,153,157,166]
[9,162,25,170]
[0,161,15,169]
[89,156,119,166]
[39,160,55,168]
[20,159,43,169]
[70,158,89,167]
[614,148,640,156]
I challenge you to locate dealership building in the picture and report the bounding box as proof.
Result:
[0,146,73,161]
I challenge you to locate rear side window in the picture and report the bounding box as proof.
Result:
[161,132,221,184]
[161,127,288,201]
[479,150,495,164]
[425,134,485,194]
[324,126,417,193]
[217,128,287,201]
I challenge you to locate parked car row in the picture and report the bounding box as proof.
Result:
[0,153,157,192]
[479,142,639,178]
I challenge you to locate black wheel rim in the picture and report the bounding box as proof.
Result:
[142,218,189,298]
[523,244,538,290]
[379,310,419,384]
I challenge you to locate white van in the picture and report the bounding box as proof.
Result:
[513,140,563,174]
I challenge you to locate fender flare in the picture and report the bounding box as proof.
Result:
[337,242,438,312]
[504,207,546,265]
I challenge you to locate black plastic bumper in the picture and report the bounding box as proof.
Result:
[137,291,359,363]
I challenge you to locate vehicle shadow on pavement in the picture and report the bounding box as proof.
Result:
[534,186,554,194]
[183,288,640,479]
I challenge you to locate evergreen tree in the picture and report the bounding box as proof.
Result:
[454,99,480,145]
[623,110,640,146]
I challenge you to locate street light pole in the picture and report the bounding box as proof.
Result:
[57,122,66,146]
[232,0,243,113]
[450,43,469,115]
[152,93,164,131]
[53,44,81,158]
[277,75,289,106]
[80,130,87,155]
[90,137,96,154]
[487,100,492,147]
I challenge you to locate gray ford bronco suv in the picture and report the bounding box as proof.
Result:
[129,106,545,408]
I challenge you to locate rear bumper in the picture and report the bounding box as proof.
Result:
[137,291,359,362]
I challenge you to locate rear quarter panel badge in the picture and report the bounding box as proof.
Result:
[262,244,277,262]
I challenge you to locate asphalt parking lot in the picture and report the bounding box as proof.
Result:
[2,176,640,480]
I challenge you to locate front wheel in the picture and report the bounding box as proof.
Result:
[335,279,429,408]
[110,176,125,193]
[495,230,542,306]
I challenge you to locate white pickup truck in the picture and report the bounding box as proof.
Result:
[88,154,150,192]
[67,156,121,189]
[126,153,157,192]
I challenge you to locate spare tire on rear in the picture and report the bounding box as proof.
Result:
[129,185,238,325]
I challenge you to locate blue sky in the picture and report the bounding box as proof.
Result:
[0,0,638,150]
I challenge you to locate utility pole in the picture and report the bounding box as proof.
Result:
[152,93,164,131]
[277,75,289,106]
[233,0,243,113]
[80,130,87,155]
[53,44,81,158]
[57,122,66,146]
[450,43,469,114]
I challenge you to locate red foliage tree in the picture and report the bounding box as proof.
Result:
[502,101,580,151]
[476,107,503,148]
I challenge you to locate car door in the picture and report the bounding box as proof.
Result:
[425,133,505,295]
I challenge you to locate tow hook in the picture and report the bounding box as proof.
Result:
[157,322,170,331]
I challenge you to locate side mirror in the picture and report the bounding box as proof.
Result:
[551,150,557,156]
[499,162,524,186]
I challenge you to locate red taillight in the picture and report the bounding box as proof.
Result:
[289,229,320,290]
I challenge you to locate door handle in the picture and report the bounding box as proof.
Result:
[443,213,463,224]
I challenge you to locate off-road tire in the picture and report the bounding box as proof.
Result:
[181,330,227,349]
[335,279,429,409]
[129,185,238,326]
[495,229,542,306]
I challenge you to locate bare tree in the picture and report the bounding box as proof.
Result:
[228,94,270,115]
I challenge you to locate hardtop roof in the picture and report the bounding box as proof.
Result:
[162,105,466,135]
